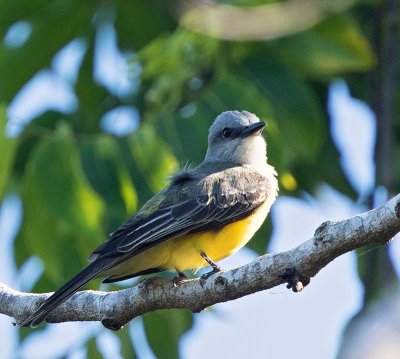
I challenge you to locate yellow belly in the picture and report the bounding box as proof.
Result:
[106,200,272,279]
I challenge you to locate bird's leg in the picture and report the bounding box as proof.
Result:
[201,251,222,272]
[173,271,188,287]
[200,251,222,287]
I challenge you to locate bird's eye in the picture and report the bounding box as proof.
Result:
[222,127,232,138]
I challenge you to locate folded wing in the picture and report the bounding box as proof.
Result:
[90,167,271,260]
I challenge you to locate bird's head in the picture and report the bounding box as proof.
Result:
[205,110,267,168]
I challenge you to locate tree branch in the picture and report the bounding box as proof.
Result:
[2,194,400,331]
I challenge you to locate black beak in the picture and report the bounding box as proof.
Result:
[241,121,266,137]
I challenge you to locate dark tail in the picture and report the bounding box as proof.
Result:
[21,257,114,328]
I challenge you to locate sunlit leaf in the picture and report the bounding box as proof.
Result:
[18,122,105,284]
[80,135,137,232]
[124,124,178,196]
[28,124,104,230]
[180,0,357,41]
[138,30,220,112]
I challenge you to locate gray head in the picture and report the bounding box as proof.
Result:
[205,110,267,168]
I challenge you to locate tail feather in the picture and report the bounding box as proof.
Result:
[21,257,113,328]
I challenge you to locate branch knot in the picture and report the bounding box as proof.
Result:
[395,201,400,219]
[102,318,124,331]
[282,268,311,293]
[313,220,332,244]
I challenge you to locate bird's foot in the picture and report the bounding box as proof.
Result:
[173,271,188,287]
[199,251,222,288]
[200,267,222,288]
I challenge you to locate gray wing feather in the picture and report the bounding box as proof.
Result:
[90,166,272,258]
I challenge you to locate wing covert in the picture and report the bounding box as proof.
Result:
[90,166,273,259]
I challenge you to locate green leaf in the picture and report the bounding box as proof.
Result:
[143,309,193,359]
[0,105,18,200]
[138,30,220,112]
[124,124,178,196]
[27,123,104,230]
[18,122,105,284]
[80,135,137,232]
[268,15,375,76]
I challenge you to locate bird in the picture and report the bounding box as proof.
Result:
[22,110,278,327]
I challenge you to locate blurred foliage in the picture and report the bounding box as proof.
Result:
[0,105,18,200]
[143,310,193,359]
[1,0,395,357]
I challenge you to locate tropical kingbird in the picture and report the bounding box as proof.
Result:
[22,110,278,327]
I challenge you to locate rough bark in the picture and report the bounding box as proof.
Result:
[1,193,400,331]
